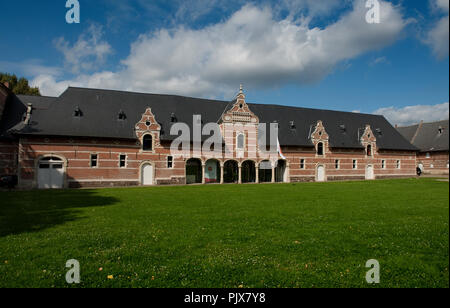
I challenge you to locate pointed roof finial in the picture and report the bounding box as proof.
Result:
[239,84,243,94]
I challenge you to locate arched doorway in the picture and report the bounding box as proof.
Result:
[37,156,65,189]
[141,163,154,185]
[366,165,375,180]
[242,161,256,183]
[205,159,221,184]
[259,160,272,183]
[186,158,202,184]
[224,160,238,183]
[316,165,326,182]
[275,160,286,183]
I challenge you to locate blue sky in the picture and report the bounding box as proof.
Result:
[1,0,449,125]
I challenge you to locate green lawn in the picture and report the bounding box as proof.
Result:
[0,178,448,288]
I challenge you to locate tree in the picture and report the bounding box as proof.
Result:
[0,73,41,96]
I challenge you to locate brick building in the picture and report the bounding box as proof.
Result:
[0,82,418,189]
[397,120,449,175]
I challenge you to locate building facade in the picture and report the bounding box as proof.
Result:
[397,120,449,175]
[0,83,418,189]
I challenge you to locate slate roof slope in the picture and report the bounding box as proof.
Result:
[397,120,449,152]
[9,87,417,151]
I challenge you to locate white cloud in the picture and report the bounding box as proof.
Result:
[425,0,449,59]
[374,102,450,126]
[33,1,407,98]
[54,24,113,74]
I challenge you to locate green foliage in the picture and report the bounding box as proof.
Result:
[0,72,41,96]
[0,178,448,288]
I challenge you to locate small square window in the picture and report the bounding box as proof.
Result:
[300,159,305,169]
[167,156,173,169]
[90,154,98,168]
[119,155,126,168]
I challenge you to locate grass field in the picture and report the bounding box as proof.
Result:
[0,178,448,288]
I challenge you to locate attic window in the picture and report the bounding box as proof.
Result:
[239,104,243,109]
[73,106,83,117]
[170,113,177,123]
[118,110,127,120]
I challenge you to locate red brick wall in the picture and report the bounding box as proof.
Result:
[0,140,18,175]
[417,151,449,175]
[18,135,418,189]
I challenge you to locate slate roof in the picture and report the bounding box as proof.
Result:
[6,87,417,151]
[397,120,449,152]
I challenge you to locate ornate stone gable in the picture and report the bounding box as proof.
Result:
[310,120,330,156]
[360,124,377,155]
[311,120,329,143]
[221,86,259,124]
[135,107,161,148]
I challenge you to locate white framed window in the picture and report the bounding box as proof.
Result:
[335,160,340,169]
[426,152,431,158]
[353,159,358,169]
[237,133,245,150]
[90,154,98,168]
[317,142,324,156]
[396,160,401,169]
[300,159,305,169]
[119,154,127,168]
[381,160,386,169]
[143,134,153,151]
[167,156,174,169]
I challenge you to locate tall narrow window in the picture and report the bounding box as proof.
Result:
[317,142,324,156]
[335,160,340,169]
[90,154,98,168]
[119,155,126,168]
[353,159,357,169]
[167,156,173,169]
[381,160,386,169]
[300,159,305,169]
[237,134,245,150]
[367,145,372,156]
[397,160,401,169]
[143,135,153,151]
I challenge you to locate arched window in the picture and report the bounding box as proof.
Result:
[237,134,245,150]
[317,142,324,156]
[143,135,153,151]
[367,144,372,156]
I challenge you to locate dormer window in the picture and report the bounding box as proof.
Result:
[118,110,127,120]
[317,142,324,156]
[73,106,83,117]
[367,144,372,156]
[143,134,153,151]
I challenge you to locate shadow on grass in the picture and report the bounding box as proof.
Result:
[0,189,119,237]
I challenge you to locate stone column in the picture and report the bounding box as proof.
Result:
[238,165,242,184]
[286,163,290,183]
[271,164,275,183]
[202,163,206,184]
[220,163,224,184]
[255,163,259,184]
